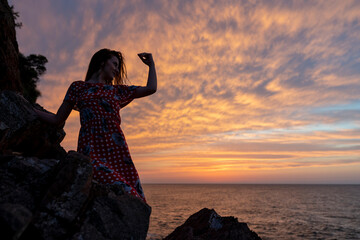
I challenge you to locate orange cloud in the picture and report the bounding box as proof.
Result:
[11,0,360,183]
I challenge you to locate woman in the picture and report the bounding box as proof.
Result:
[34,48,157,202]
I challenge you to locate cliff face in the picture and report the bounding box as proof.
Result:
[0,0,22,92]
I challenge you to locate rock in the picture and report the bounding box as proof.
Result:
[0,154,59,212]
[40,151,93,222]
[0,151,151,240]
[0,0,23,92]
[75,190,151,240]
[32,151,93,239]
[164,208,262,240]
[0,90,67,159]
[0,203,32,240]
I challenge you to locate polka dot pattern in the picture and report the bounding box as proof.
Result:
[64,81,146,202]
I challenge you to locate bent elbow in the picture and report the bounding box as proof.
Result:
[145,88,156,96]
[149,88,157,95]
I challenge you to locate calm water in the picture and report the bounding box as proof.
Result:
[142,184,360,240]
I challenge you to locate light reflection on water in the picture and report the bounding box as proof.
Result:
[143,184,360,240]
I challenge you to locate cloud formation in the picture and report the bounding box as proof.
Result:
[10,0,360,183]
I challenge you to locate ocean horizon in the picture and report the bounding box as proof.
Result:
[142,184,360,240]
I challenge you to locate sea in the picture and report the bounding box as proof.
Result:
[142,184,360,240]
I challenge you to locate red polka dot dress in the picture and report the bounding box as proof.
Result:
[64,80,146,202]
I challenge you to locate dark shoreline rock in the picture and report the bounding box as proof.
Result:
[0,78,151,240]
[164,208,262,240]
[0,151,151,240]
[0,90,67,160]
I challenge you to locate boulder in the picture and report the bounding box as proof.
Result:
[164,208,262,240]
[74,186,151,240]
[0,90,67,159]
[0,151,151,240]
[32,151,94,239]
[0,154,59,212]
[0,203,32,240]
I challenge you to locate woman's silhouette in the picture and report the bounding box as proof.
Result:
[34,49,157,202]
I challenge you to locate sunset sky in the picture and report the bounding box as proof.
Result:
[10,0,360,184]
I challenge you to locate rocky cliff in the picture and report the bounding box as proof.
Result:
[0,0,22,92]
[0,91,151,240]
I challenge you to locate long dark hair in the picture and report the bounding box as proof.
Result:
[85,48,127,85]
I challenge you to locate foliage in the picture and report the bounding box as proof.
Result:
[19,53,48,103]
[10,5,22,28]
[10,5,47,103]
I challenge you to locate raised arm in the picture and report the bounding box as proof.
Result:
[34,100,74,127]
[133,53,157,98]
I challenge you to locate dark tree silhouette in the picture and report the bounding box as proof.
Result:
[0,2,48,103]
[10,5,22,28]
[19,53,48,103]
